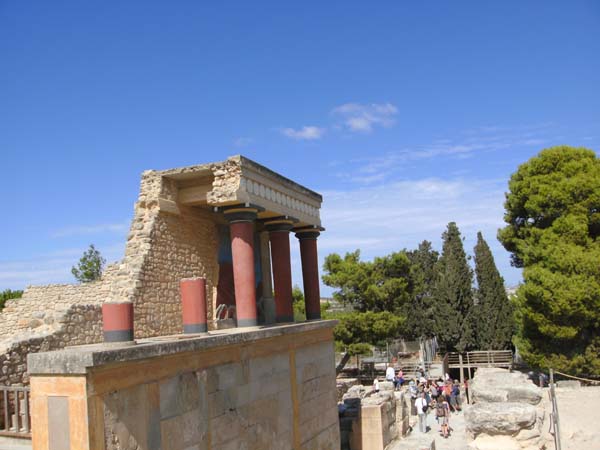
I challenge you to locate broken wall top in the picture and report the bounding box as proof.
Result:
[140,155,322,228]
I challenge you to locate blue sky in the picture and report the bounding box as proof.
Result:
[1,1,599,293]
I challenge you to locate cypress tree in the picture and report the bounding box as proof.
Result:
[432,222,475,352]
[473,232,513,350]
[405,241,439,337]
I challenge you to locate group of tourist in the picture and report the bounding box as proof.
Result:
[411,377,462,438]
[373,368,464,439]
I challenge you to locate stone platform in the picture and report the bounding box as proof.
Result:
[28,321,340,450]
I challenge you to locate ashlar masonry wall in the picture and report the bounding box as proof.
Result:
[28,321,340,450]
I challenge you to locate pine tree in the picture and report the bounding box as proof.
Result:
[71,244,105,283]
[498,146,600,375]
[432,222,475,352]
[473,232,513,350]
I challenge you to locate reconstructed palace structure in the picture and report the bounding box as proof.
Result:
[0,156,340,449]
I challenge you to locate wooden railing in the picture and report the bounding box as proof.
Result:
[443,350,513,378]
[445,350,512,368]
[0,386,31,438]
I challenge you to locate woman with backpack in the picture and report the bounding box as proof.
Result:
[436,395,451,438]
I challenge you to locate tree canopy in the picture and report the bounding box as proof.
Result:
[498,146,600,375]
[71,244,106,283]
[332,310,405,356]
[473,232,513,350]
[322,250,414,314]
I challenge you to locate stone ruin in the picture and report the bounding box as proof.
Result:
[0,155,325,387]
[465,368,550,450]
[11,156,344,449]
[339,382,411,450]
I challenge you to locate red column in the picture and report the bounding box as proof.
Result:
[225,208,258,327]
[180,277,208,333]
[267,221,294,323]
[296,229,322,320]
[102,302,134,342]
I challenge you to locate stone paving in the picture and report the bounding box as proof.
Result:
[389,406,469,450]
[0,437,32,450]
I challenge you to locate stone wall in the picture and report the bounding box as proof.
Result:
[0,304,102,386]
[28,321,340,450]
[131,207,219,338]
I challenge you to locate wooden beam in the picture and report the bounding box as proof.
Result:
[178,184,211,205]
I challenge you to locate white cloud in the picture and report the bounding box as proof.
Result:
[281,126,326,141]
[332,102,398,133]
[340,125,557,186]
[51,222,129,238]
[309,177,523,293]
[233,137,253,147]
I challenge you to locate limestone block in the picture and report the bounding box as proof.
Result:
[465,402,537,437]
[343,385,367,401]
[470,368,542,405]
[104,383,161,450]
[160,408,207,450]
[159,372,203,420]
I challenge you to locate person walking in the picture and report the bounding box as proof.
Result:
[396,368,404,389]
[409,380,418,415]
[451,380,462,412]
[436,395,451,438]
[415,392,428,433]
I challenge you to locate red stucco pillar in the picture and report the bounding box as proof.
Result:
[295,228,322,320]
[180,277,208,333]
[102,301,134,342]
[225,208,259,327]
[267,220,294,323]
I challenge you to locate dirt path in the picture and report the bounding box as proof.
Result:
[389,406,469,450]
[554,386,600,450]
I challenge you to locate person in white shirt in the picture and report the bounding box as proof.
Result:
[415,392,428,433]
[385,366,395,382]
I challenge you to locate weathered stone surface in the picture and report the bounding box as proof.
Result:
[465,402,537,436]
[337,377,359,401]
[28,320,337,375]
[470,368,543,405]
[343,384,367,401]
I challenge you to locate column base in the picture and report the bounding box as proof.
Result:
[237,318,258,327]
[276,315,295,323]
[104,330,134,342]
[183,323,208,333]
[306,312,321,321]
